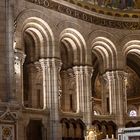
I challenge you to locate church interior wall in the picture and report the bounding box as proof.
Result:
[1,0,140,140]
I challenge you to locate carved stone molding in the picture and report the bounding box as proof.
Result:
[0,108,18,122]
[25,0,140,30]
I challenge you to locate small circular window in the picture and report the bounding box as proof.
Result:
[129,110,137,117]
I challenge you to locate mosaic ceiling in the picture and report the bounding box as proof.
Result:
[87,0,140,10]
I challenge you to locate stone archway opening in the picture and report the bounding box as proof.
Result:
[26,120,43,140]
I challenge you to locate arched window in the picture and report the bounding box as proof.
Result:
[129,110,137,117]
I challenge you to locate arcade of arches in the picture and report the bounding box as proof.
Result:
[1,0,140,140]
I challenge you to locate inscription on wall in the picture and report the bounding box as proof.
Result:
[25,0,140,30]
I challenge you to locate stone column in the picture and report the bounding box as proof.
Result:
[6,0,15,102]
[83,66,93,129]
[39,58,62,140]
[39,59,48,109]
[115,71,127,128]
[26,63,37,108]
[73,66,84,113]
[103,71,127,128]
[100,76,108,115]
[103,71,117,115]
[73,66,93,128]
[14,49,26,104]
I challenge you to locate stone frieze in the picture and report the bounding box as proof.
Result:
[25,0,140,30]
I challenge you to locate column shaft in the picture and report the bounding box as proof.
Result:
[6,0,15,101]
[14,49,26,104]
[115,71,127,128]
[104,71,127,128]
[73,66,84,113]
[83,66,93,129]
[73,66,93,129]
[40,58,62,140]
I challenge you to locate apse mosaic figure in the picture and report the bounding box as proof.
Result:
[91,0,138,9]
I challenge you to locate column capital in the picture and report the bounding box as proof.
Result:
[39,58,62,71]
[103,70,128,81]
[34,61,42,72]
[73,66,93,77]
[73,66,84,75]
[116,70,128,80]
[103,71,115,81]
[14,49,26,65]
[84,66,94,77]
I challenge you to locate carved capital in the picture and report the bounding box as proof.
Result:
[34,61,42,72]
[14,49,26,65]
[39,59,48,69]
[116,71,128,81]
[39,58,62,71]
[103,70,128,81]
[103,71,116,81]
[73,66,85,75]
[84,66,93,77]
[73,66,93,77]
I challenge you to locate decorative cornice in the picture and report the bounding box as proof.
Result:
[25,0,140,30]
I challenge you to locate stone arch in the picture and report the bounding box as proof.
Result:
[59,28,87,66]
[69,119,76,138]
[15,9,55,58]
[59,28,87,113]
[121,37,140,121]
[60,118,70,138]
[107,121,117,138]
[125,121,135,128]
[76,119,85,138]
[92,120,102,131]
[14,10,56,108]
[92,37,117,73]
[26,119,43,140]
[123,40,140,64]
[120,34,140,68]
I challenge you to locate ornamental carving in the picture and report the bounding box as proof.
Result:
[25,0,140,30]
[2,125,15,140]
[0,108,18,122]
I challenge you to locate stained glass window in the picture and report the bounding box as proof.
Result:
[129,110,137,117]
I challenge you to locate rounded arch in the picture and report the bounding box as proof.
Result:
[122,38,140,84]
[59,28,88,66]
[76,119,86,128]
[15,9,55,58]
[125,121,135,128]
[92,37,117,73]
[120,34,140,66]
[123,40,140,64]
